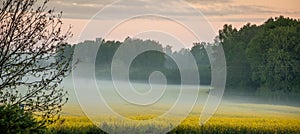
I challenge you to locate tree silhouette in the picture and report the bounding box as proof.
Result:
[0,0,72,124]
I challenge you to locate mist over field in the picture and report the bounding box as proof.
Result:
[46,16,300,133]
[58,18,300,119]
[1,0,300,133]
[61,77,300,115]
[58,75,300,134]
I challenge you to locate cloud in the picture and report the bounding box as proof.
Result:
[45,0,193,19]
[46,0,113,19]
[47,0,199,20]
[184,0,233,4]
[46,0,300,21]
[196,4,278,16]
[186,0,300,17]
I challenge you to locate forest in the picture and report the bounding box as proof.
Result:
[60,16,300,98]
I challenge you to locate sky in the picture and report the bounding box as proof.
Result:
[46,0,300,50]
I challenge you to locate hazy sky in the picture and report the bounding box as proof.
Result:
[47,0,300,49]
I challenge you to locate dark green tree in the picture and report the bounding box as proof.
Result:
[219,23,259,92]
[97,40,122,66]
[0,105,47,134]
[246,16,300,95]
[190,42,211,85]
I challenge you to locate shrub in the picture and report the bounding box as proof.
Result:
[0,105,47,134]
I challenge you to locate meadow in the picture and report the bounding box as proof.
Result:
[47,101,300,134]
[46,80,300,133]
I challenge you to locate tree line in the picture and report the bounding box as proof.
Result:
[60,37,212,85]
[219,16,300,97]
[60,16,300,97]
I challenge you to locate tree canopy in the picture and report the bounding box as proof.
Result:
[0,0,72,125]
[219,16,300,96]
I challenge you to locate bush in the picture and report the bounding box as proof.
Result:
[0,105,47,134]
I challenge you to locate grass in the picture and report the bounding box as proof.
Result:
[47,102,300,134]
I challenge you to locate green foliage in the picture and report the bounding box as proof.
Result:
[61,35,214,85]
[124,38,165,68]
[219,23,259,92]
[246,16,300,94]
[190,42,212,85]
[97,40,122,65]
[190,42,210,66]
[220,16,300,96]
[0,105,47,134]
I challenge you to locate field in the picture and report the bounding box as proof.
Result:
[47,101,300,134]
[49,81,300,133]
